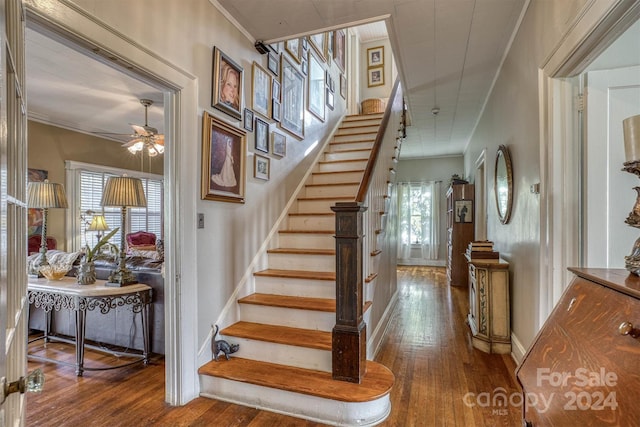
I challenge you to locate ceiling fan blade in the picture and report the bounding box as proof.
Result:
[131,124,150,136]
[122,138,143,148]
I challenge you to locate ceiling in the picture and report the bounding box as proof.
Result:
[213,0,527,159]
[25,2,639,159]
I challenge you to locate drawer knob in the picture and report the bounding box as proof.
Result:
[619,321,640,338]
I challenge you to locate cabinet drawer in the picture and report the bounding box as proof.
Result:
[517,277,640,426]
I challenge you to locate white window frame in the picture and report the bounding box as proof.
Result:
[65,160,163,252]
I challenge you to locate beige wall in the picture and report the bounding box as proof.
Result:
[463,0,593,354]
[28,120,163,251]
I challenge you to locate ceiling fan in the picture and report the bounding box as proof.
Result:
[123,99,164,156]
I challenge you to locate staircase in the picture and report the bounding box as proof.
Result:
[198,113,394,426]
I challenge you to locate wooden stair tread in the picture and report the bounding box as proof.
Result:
[318,158,369,164]
[305,182,360,187]
[312,169,365,175]
[288,212,335,216]
[238,293,335,312]
[221,321,331,350]
[296,196,353,201]
[278,229,334,234]
[267,248,335,255]
[198,357,394,402]
[254,269,335,280]
[326,148,372,153]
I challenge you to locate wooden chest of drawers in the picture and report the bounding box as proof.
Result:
[516,268,640,426]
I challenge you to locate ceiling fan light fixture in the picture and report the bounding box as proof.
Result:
[124,99,164,157]
[154,143,165,154]
[128,141,144,154]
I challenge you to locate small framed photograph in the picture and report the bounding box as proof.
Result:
[285,38,301,63]
[301,37,309,52]
[301,57,308,75]
[254,117,269,153]
[309,33,326,61]
[201,111,246,203]
[272,132,286,157]
[252,62,271,118]
[334,29,346,73]
[211,47,243,120]
[272,99,281,122]
[367,66,384,87]
[272,79,281,101]
[367,46,384,67]
[267,51,279,76]
[340,74,346,99]
[254,154,270,181]
[454,200,473,223]
[326,88,334,110]
[243,108,254,132]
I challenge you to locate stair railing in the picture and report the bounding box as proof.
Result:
[331,78,403,382]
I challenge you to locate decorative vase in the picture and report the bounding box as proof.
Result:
[76,260,96,285]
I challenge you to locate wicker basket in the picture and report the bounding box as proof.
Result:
[361,98,385,114]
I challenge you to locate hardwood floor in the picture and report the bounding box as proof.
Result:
[26,266,521,426]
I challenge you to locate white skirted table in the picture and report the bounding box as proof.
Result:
[27,276,152,376]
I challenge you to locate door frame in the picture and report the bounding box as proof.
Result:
[538,0,640,325]
[24,3,200,405]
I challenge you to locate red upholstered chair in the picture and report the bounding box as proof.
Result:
[126,231,157,252]
[28,234,57,255]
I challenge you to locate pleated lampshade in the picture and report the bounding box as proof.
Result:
[101,176,147,208]
[27,179,69,209]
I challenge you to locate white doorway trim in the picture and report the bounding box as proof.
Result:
[474,149,487,241]
[25,2,200,405]
[538,0,640,326]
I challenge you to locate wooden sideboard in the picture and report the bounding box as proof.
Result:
[446,183,474,287]
[466,256,510,353]
[516,268,640,425]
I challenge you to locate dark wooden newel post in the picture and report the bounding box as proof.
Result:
[331,201,367,383]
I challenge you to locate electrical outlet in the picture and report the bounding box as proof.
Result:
[197,213,205,229]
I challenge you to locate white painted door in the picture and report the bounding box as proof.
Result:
[585,65,640,267]
[0,0,29,425]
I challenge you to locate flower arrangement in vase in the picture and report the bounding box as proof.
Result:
[77,227,119,285]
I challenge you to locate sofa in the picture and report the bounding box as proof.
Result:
[28,248,165,355]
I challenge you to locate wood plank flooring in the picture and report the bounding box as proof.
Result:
[26,266,521,426]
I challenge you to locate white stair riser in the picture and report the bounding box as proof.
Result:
[255,275,335,298]
[239,304,335,331]
[336,126,379,135]
[333,133,376,143]
[199,377,392,427]
[304,184,359,198]
[221,337,331,372]
[268,252,335,272]
[323,150,370,162]
[340,119,381,129]
[318,160,368,173]
[310,171,364,185]
[278,233,334,249]
[288,215,335,230]
[296,198,347,212]
[329,141,374,151]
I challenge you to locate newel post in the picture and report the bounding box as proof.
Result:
[331,201,367,383]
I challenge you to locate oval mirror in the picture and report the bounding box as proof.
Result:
[494,145,513,224]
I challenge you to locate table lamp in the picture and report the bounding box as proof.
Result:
[101,175,147,286]
[87,214,109,243]
[27,179,68,277]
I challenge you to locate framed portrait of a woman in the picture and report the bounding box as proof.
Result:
[212,46,244,120]
[201,111,246,203]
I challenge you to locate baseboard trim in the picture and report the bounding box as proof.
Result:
[510,332,527,365]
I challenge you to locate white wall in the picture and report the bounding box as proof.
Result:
[26,0,349,401]
[396,156,464,264]
[463,0,612,355]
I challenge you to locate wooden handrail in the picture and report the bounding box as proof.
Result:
[355,77,401,203]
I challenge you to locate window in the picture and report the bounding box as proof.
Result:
[66,161,163,251]
[397,181,441,260]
